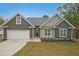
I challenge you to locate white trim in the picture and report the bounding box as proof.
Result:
[53,16,75,29]
[29,26,35,28]
[2,27,4,39]
[40,14,57,28]
[7,30,30,40]
[71,29,73,39]
[2,13,19,25]
[54,20,64,28]
[40,14,75,29]
[32,28,34,38]
[64,19,75,29]
[2,13,35,27]
[44,28,51,37]
[16,16,21,24]
[3,26,8,28]
[21,14,35,27]
[40,20,50,28]
[59,28,67,37]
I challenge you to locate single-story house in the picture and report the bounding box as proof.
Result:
[0,13,75,40]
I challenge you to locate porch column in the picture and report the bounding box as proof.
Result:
[2,27,4,39]
[32,28,34,38]
[71,29,73,40]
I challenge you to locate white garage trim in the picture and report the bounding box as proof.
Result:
[7,30,30,40]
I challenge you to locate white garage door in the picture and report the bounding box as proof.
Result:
[7,30,30,40]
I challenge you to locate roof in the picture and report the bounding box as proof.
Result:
[55,14,75,29]
[2,13,75,29]
[2,13,35,27]
[40,14,61,27]
[27,17,48,26]
[40,14,75,29]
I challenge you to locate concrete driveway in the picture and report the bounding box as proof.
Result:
[0,39,28,56]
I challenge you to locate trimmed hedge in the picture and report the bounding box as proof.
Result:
[41,37,55,42]
[41,37,72,42]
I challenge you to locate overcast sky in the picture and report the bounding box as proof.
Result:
[0,3,63,19]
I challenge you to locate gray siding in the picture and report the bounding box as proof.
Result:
[55,28,71,40]
[57,20,71,28]
[55,20,73,40]
[4,15,32,30]
[3,14,33,39]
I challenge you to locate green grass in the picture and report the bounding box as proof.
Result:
[14,39,79,56]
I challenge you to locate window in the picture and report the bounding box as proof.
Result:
[16,16,21,24]
[45,29,50,36]
[59,28,67,37]
[0,27,2,30]
[77,6,79,15]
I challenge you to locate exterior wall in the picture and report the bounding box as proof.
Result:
[51,28,55,39]
[0,27,3,34]
[55,20,73,40]
[40,27,55,39]
[0,27,3,40]
[4,15,32,30]
[3,14,33,39]
[55,28,71,40]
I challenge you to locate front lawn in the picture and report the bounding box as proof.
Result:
[14,39,79,56]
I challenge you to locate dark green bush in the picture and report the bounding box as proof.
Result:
[41,37,54,42]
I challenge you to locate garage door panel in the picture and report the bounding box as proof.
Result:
[7,30,30,40]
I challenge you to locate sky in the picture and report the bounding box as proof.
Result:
[0,3,64,19]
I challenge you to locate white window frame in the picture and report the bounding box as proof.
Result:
[16,16,21,24]
[59,28,67,37]
[44,28,50,37]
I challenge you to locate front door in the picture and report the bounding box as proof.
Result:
[34,27,40,37]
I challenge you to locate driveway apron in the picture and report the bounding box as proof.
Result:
[0,39,27,56]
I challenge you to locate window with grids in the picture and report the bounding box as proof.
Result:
[45,29,50,36]
[59,28,67,37]
[16,16,21,24]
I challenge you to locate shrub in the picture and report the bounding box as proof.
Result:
[41,37,54,42]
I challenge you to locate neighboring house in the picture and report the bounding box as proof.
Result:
[1,13,75,40]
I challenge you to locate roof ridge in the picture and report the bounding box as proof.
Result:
[28,17,42,18]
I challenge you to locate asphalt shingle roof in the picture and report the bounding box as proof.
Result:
[27,17,47,26]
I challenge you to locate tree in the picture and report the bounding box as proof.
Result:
[57,3,77,17]
[57,3,79,38]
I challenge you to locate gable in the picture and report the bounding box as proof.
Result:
[2,14,35,28]
[2,14,35,30]
[5,15,30,25]
[41,15,62,27]
[56,20,72,28]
